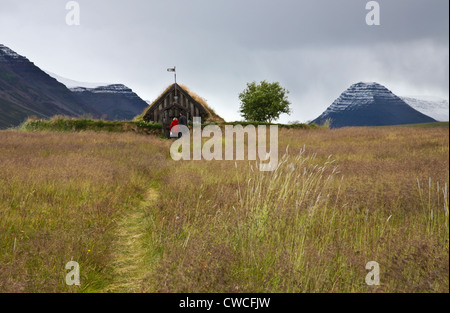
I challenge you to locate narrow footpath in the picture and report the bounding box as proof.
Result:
[101,188,158,293]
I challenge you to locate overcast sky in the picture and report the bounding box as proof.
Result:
[1,0,448,122]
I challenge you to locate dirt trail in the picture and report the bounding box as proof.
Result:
[101,188,158,293]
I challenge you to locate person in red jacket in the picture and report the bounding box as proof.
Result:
[170,118,179,138]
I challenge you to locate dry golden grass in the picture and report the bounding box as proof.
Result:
[142,127,449,293]
[0,131,170,292]
[0,126,448,292]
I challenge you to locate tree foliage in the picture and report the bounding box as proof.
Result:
[238,81,291,123]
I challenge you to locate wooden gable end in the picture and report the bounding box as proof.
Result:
[143,84,209,124]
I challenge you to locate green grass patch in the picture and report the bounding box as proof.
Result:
[19,117,162,135]
[19,117,319,135]
[195,121,320,129]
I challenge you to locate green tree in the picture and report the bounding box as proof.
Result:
[239,80,291,123]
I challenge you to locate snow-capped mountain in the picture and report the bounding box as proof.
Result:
[47,72,149,121]
[71,84,136,94]
[400,96,449,122]
[0,44,100,129]
[312,82,436,128]
[70,84,149,121]
[0,44,149,128]
[45,71,110,89]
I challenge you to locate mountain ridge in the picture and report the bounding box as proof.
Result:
[312,82,437,128]
[0,44,149,129]
[70,84,149,121]
[0,44,101,129]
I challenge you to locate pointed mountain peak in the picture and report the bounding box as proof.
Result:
[312,82,436,128]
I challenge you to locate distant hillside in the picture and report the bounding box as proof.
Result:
[312,82,436,128]
[71,85,149,121]
[47,72,149,121]
[0,44,101,129]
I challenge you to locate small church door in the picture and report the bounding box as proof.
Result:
[160,104,186,138]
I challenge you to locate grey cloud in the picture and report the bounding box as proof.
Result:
[0,0,448,123]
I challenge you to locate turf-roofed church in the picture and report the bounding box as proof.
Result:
[141,83,223,137]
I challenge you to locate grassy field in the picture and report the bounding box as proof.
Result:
[379,122,449,129]
[18,116,318,133]
[0,125,448,292]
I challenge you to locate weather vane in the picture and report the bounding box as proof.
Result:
[167,66,176,84]
[167,66,177,100]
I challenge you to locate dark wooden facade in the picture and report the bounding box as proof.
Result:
[143,84,209,137]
